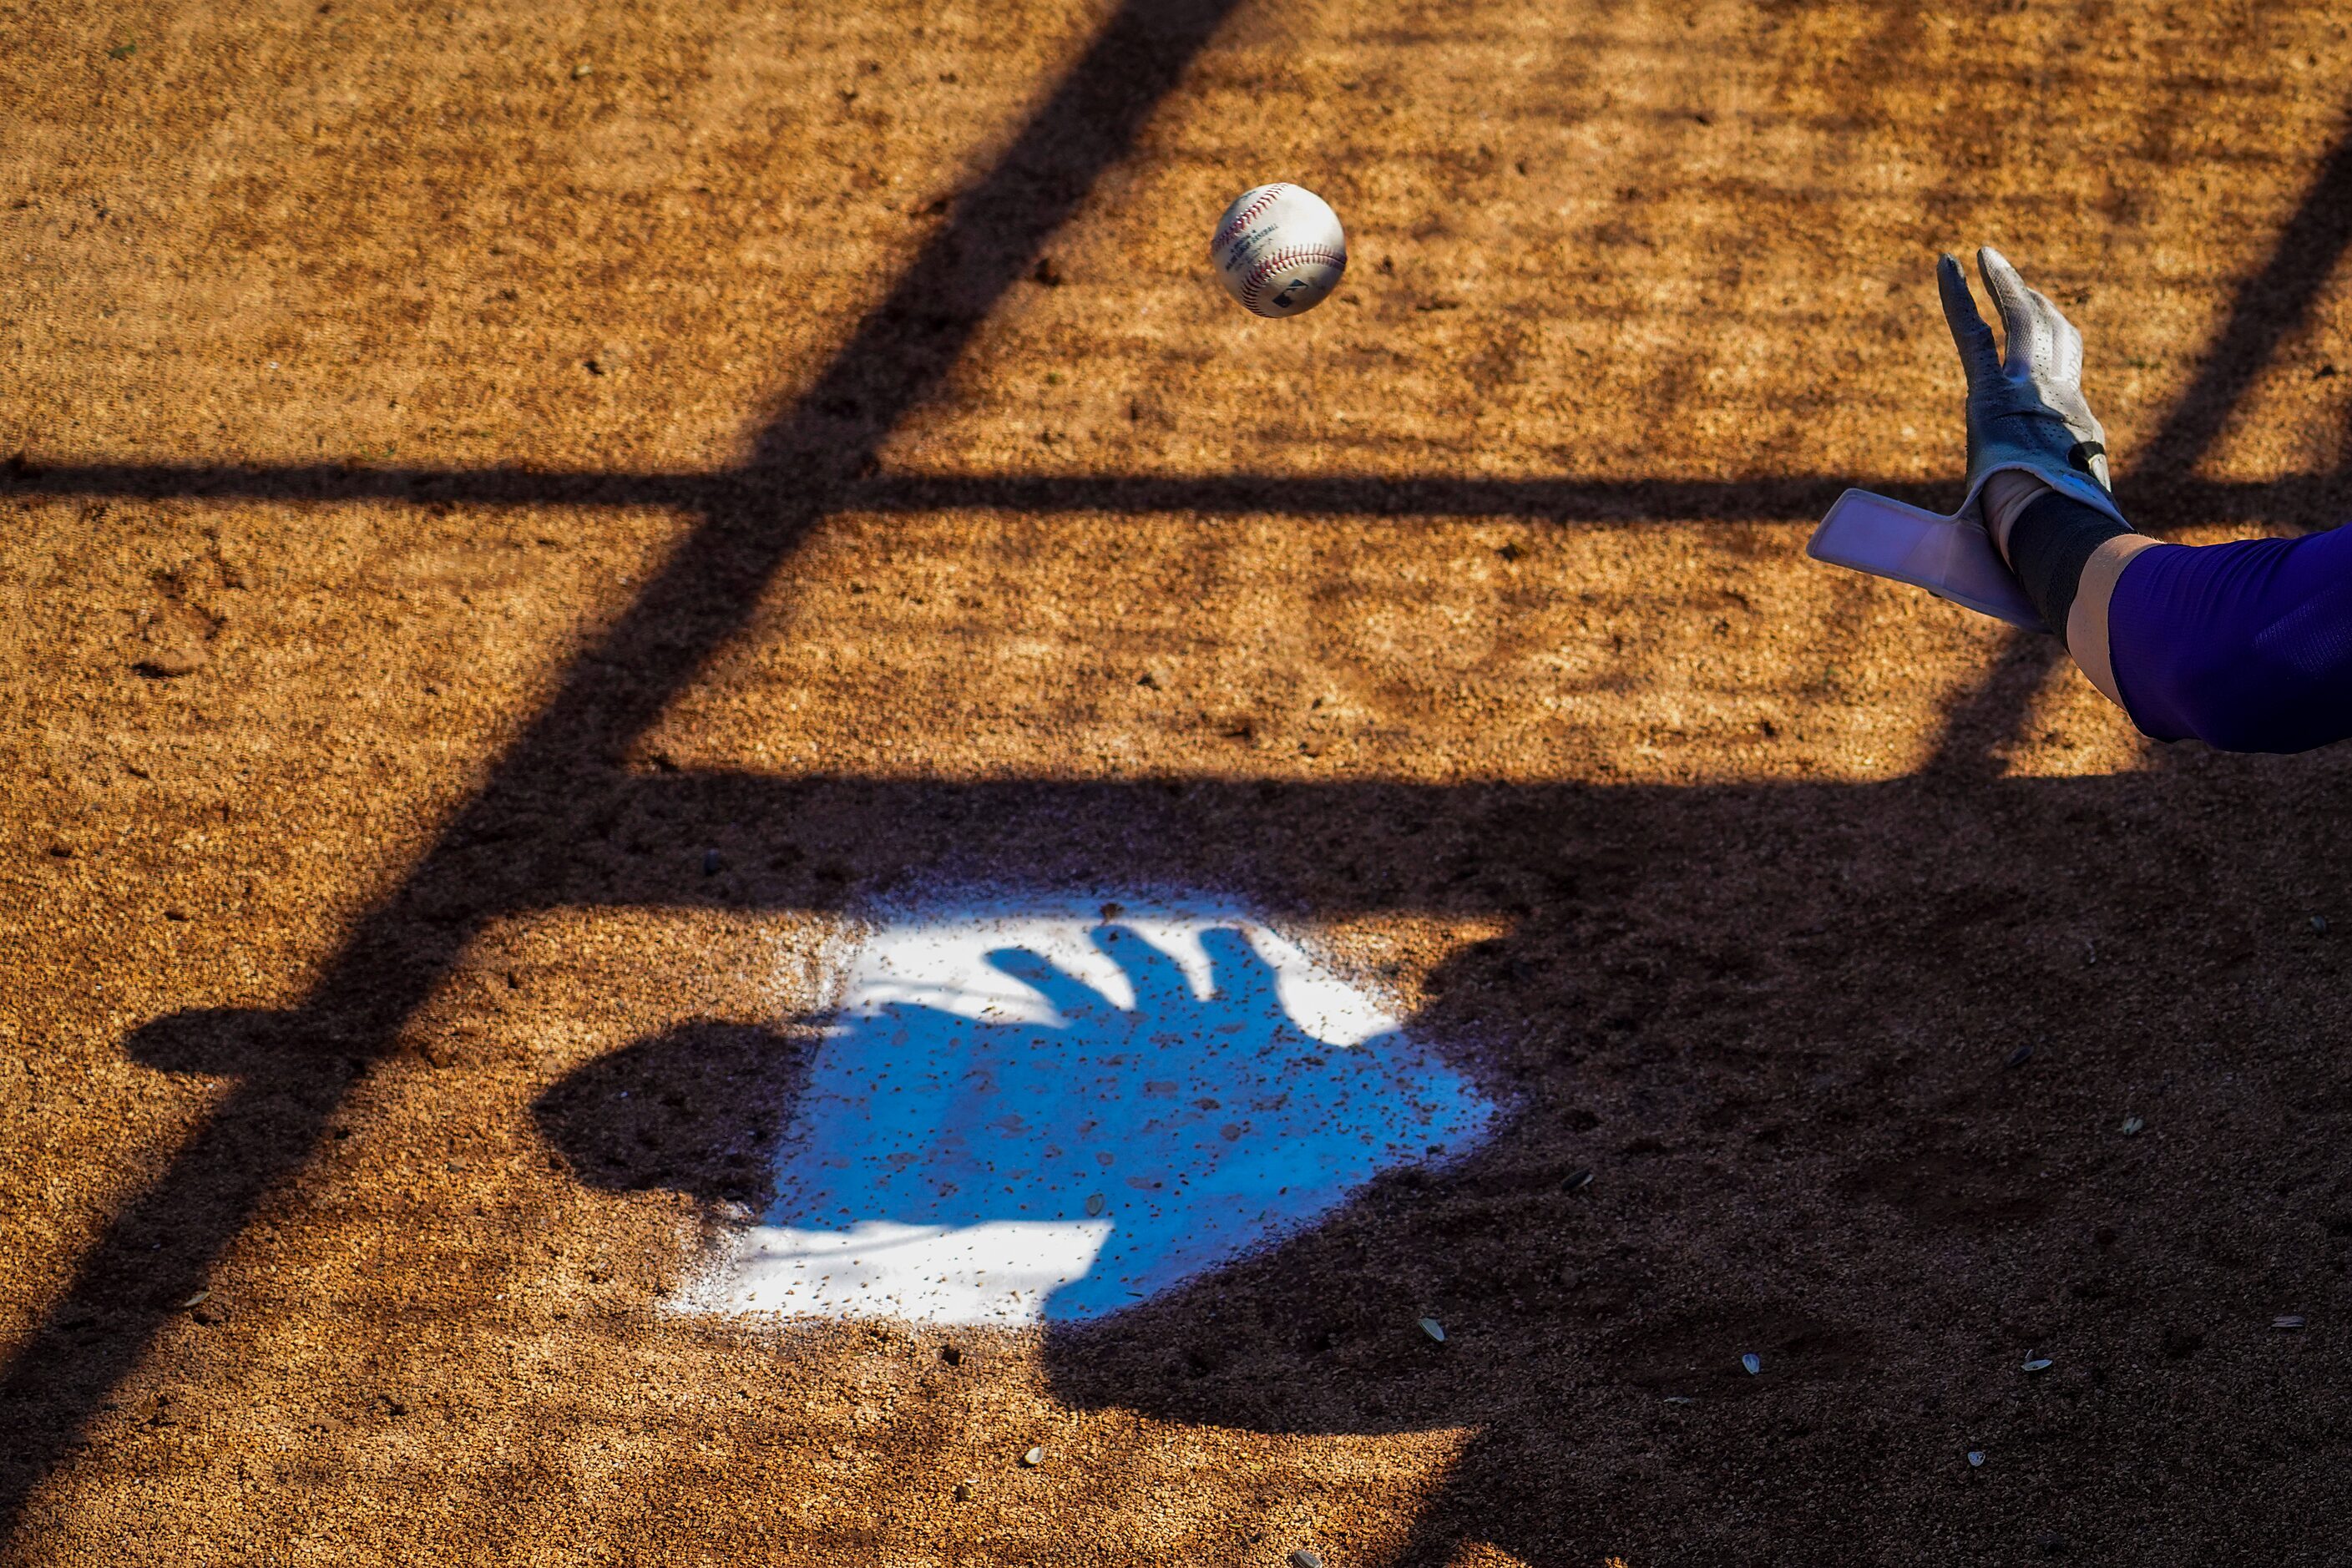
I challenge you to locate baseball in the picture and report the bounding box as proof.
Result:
[1208,183,1348,318]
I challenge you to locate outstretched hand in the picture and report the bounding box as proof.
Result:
[1936,246,2121,525]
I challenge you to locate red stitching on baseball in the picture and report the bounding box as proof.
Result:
[1240,245,1345,308]
[1208,184,1292,258]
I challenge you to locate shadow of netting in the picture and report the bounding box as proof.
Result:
[0,0,1252,1539]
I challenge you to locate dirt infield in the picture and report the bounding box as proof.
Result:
[6,0,2352,1561]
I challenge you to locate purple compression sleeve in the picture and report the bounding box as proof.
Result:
[2107,523,2352,754]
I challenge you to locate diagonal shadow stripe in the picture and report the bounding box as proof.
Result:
[1915,625,2067,781]
[0,0,1249,1536]
[2139,100,2352,479]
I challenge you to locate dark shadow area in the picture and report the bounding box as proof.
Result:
[0,1008,372,1495]
[852,471,2350,532]
[119,1004,350,1080]
[533,1020,805,1211]
[1004,761,2352,1565]
[0,456,716,510]
[402,758,2352,1563]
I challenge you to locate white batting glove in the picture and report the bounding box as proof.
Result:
[1937,247,2125,534]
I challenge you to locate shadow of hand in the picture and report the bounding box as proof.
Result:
[531,1019,803,1210]
[699,915,1491,1323]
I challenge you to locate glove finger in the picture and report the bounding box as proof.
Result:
[2051,304,2086,387]
[2020,291,2063,379]
[1977,247,2053,377]
[1937,253,2001,381]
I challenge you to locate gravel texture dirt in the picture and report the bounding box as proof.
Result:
[5,0,2352,1563]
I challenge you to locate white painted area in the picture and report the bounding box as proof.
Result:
[842,910,1396,1046]
[725,1220,1112,1324]
[677,893,1494,1327]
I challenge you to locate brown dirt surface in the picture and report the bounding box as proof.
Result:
[6,0,2352,1562]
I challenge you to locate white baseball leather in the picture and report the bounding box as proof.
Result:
[1208,184,1348,318]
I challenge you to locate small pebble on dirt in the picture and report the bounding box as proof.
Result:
[2274,1315,2307,1331]
[180,1289,210,1308]
[1967,1450,1985,1468]
[1563,1168,1594,1191]
[702,848,721,874]
[1663,1394,1695,1404]
[2006,1044,2033,1069]
[1288,1552,1324,1568]
[2021,1358,2053,1373]
[953,1480,974,1501]
[2121,1116,2144,1136]
[571,63,592,78]
[1419,1318,1446,1343]
[2312,915,2329,933]
[1741,1353,1761,1375]
[1019,1445,1044,1467]
[135,634,210,679]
